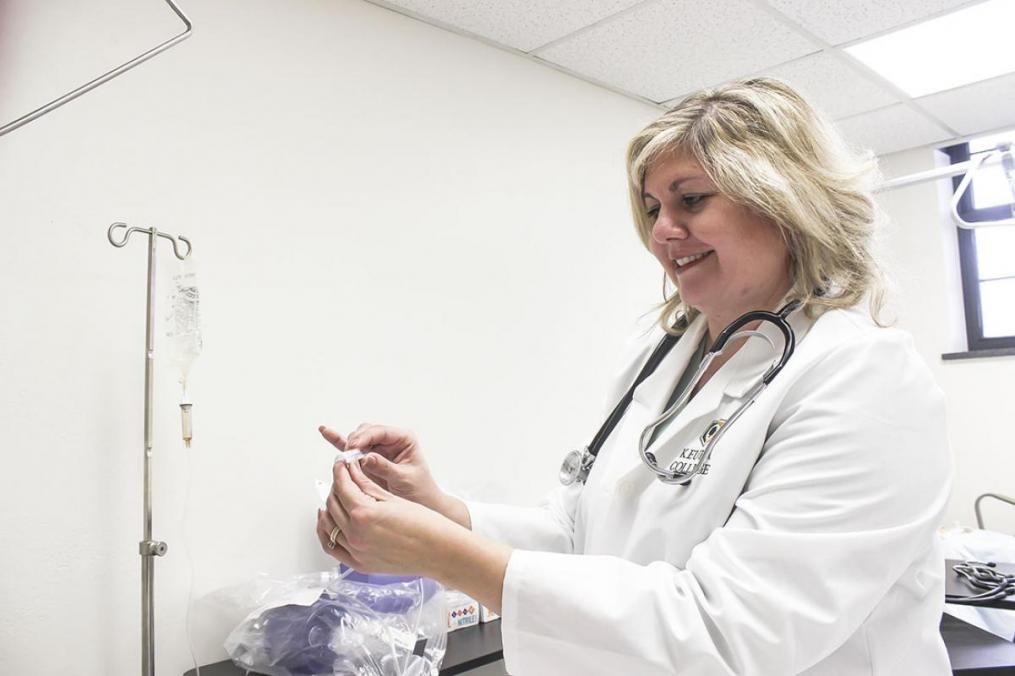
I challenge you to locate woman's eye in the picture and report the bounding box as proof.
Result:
[645,206,659,219]
[682,194,709,208]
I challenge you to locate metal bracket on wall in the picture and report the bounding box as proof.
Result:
[0,0,192,138]
[974,493,1015,531]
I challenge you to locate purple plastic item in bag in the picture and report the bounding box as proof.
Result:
[337,566,442,614]
[226,567,447,676]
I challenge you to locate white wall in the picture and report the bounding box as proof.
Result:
[0,1,661,673]
[878,147,1015,534]
[3,2,1012,674]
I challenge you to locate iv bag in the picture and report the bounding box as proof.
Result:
[166,255,202,386]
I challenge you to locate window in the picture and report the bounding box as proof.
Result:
[944,133,1015,352]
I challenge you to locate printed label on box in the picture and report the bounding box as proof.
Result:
[446,595,479,631]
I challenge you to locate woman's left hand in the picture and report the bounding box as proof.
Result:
[316,458,459,577]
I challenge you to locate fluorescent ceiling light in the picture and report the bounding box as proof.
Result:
[845,0,1015,97]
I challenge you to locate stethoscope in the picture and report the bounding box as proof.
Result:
[946,561,1015,605]
[559,300,800,487]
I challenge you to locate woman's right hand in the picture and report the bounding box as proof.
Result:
[318,423,471,529]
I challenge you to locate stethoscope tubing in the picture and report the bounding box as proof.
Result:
[945,561,1015,605]
[559,300,801,487]
[637,300,800,484]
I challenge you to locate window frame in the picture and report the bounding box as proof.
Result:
[943,142,1015,352]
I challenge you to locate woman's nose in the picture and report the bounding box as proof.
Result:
[651,211,689,243]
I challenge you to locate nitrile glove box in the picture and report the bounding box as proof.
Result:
[446,590,479,631]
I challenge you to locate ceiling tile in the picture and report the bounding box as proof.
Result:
[764,0,975,46]
[758,52,899,120]
[533,0,818,103]
[375,0,645,52]
[915,73,1015,136]
[836,104,952,155]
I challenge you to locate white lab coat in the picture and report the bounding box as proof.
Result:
[467,304,952,675]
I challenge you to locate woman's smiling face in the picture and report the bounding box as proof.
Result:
[642,150,792,328]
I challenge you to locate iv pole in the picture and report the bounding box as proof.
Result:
[108,222,193,676]
[0,3,193,673]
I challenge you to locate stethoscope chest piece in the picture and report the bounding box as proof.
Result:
[559,447,594,486]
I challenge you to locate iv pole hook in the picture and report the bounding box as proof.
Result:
[108,222,192,259]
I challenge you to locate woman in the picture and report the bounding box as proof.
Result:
[316,78,952,675]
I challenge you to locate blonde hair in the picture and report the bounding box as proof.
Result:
[626,77,885,332]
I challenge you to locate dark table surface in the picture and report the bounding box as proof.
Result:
[942,614,1015,674]
[187,615,1015,676]
[946,559,1015,611]
[188,560,1015,676]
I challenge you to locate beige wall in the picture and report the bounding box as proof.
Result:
[877,146,1015,533]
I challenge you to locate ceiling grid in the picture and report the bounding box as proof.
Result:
[363,0,1015,155]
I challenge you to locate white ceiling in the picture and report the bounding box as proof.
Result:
[364,0,1015,156]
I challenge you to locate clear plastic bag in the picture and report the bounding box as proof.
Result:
[223,567,447,676]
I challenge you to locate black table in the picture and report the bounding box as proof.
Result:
[943,614,1015,674]
[188,560,1015,676]
[946,559,1015,611]
[188,616,1015,676]
[183,619,503,676]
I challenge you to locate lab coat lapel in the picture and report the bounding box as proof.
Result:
[633,347,739,471]
[630,315,709,420]
[607,316,708,482]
